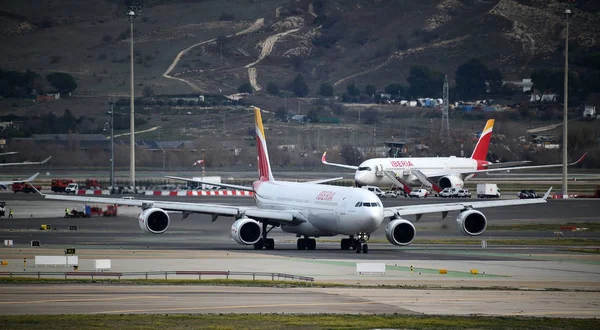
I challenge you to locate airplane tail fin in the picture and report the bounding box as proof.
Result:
[253,107,274,182]
[470,119,494,161]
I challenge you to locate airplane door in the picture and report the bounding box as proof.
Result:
[337,196,348,222]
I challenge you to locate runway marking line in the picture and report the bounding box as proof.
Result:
[91,296,544,314]
[0,295,163,305]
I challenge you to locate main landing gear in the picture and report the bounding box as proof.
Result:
[297,236,316,250]
[253,222,275,250]
[340,234,369,253]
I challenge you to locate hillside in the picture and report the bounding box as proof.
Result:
[0,0,599,97]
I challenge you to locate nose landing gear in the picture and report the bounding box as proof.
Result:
[341,234,369,253]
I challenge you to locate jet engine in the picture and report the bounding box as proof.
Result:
[230,218,262,245]
[438,175,464,189]
[385,219,416,246]
[138,208,170,234]
[456,210,487,236]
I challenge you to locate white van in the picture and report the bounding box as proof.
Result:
[65,183,79,194]
[361,185,383,197]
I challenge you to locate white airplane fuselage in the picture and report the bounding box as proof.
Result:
[252,180,384,236]
[354,156,487,187]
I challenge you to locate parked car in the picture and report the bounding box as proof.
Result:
[518,190,539,199]
[409,188,429,198]
[457,189,471,198]
[439,187,458,198]
[380,191,398,198]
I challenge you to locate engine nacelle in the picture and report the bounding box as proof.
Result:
[456,210,487,236]
[385,219,416,246]
[231,218,262,245]
[138,208,170,234]
[438,175,464,189]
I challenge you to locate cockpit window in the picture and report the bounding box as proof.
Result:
[355,202,362,207]
[358,166,372,171]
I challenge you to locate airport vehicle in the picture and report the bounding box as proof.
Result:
[322,119,586,193]
[439,187,458,198]
[380,190,398,198]
[43,107,550,253]
[409,188,429,198]
[457,189,471,198]
[518,190,539,199]
[361,185,384,197]
[65,179,101,194]
[477,184,501,198]
[12,181,42,193]
[51,179,74,193]
[65,183,79,194]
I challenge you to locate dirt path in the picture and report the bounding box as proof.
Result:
[244,27,300,92]
[162,18,265,92]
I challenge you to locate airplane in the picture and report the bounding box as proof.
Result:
[42,108,550,253]
[0,172,40,189]
[322,119,586,193]
[0,156,52,167]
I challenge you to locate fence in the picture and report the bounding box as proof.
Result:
[0,270,314,283]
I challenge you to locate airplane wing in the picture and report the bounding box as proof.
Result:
[0,173,39,188]
[481,160,531,169]
[473,153,586,174]
[0,151,18,157]
[165,176,254,192]
[0,156,52,167]
[321,152,359,170]
[305,177,343,184]
[42,193,301,224]
[384,187,551,219]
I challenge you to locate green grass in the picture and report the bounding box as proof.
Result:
[0,314,596,329]
[486,223,600,232]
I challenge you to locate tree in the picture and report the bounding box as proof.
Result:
[346,83,360,97]
[407,65,444,98]
[266,82,279,95]
[530,69,582,104]
[318,83,334,97]
[237,83,253,94]
[46,72,77,93]
[142,85,155,98]
[307,106,324,123]
[365,84,376,97]
[455,59,490,99]
[290,74,309,97]
[275,107,287,121]
[384,83,406,97]
[486,67,504,94]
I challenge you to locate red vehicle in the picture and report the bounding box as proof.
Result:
[85,179,100,189]
[12,182,42,193]
[51,179,73,193]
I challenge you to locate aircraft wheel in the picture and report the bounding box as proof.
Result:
[265,238,275,250]
[253,239,264,250]
[307,239,316,250]
[296,238,306,250]
[355,244,362,254]
[362,244,369,254]
[340,238,351,250]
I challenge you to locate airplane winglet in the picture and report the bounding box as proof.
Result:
[321,151,327,164]
[27,173,40,182]
[571,152,587,165]
[41,156,52,164]
[543,186,552,200]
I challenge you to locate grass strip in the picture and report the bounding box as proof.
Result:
[486,222,600,231]
[1,277,598,292]
[0,314,596,329]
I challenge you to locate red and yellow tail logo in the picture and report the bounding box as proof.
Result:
[470,119,494,161]
[254,107,274,181]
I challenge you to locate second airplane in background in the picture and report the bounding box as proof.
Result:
[322,119,586,193]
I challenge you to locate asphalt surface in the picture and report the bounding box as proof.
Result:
[1,285,598,317]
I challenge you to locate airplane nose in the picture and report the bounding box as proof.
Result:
[362,207,384,232]
[354,172,365,186]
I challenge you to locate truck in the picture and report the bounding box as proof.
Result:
[85,179,100,189]
[66,204,118,218]
[65,183,79,194]
[477,183,501,198]
[12,182,42,193]
[583,105,596,120]
[51,179,73,193]
[189,176,222,190]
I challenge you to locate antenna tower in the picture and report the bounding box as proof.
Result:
[441,75,450,143]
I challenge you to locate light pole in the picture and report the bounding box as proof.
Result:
[127,8,137,191]
[562,8,572,199]
[109,101,115,192]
